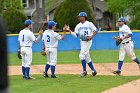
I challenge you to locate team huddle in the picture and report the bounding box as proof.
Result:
[18,12,140,79]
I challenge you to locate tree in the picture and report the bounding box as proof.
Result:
[0,0,23,14]
[54,0,95,30]
[2,8,27,33]
[107,0,140,29]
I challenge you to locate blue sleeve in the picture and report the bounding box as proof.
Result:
[94,29,98,33]
[128,34,132,37]
[76,33,79,37]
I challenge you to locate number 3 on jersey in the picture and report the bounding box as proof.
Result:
[46,35,50,42]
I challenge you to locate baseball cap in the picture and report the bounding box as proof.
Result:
[48,21,57,27]
[117,17,125,22]
[78,12,87,17]
[24,19,32,25]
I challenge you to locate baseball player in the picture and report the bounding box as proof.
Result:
[113,17,140,75]
[42,21,66,78]
[18,19,43,79]
[67,12,98,77]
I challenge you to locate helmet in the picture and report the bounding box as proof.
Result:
[78,12,87,17]
[24,19,32,25]
[117,17,125,22]
[48,21,57,28]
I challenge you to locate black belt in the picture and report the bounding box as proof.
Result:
[122,41,129,44]
[46,47,57,48]
[21,46,31,47]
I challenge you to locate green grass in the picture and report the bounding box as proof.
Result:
[8,50,140,65]
[9,75,140,93]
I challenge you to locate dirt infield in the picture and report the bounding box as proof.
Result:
[9,63,140,93]
[102,78,140,93]
[9,63,140,76]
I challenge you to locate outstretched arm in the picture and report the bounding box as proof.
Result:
[66,25,78,38]
[34,30,43,43]
[61,25,67,40]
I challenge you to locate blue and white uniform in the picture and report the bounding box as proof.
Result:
[74,21,97,62]
[119,24,136,61]
[114,17,140,73]
[42,29,62,66]
[70,12,98,76]
[18,28,36,67]
[42,20,64,78]
[18,19,42,79]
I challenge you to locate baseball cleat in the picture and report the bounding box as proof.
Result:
[43,72,49,78]
[81,71,87,77]
[51,75,57,78]
[23,76,27,79]
[26,76,36,80]
[92,70,97,76]
[113,70,121,75]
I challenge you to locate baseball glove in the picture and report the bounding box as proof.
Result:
[17,48,22,59]
[116,38,122,46]
[41,50,46,56]
[80,35,89,41]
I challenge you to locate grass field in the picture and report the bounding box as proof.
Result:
[9,50,140,65]
[9,75,140,93]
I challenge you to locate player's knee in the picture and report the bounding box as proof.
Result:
[119,56,124,61]
[129,55,136,60]
[50,63,55,66]
[86,58,91,63]
[49,61,56,66]
[79,54,85,61]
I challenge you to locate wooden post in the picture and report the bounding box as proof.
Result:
[0,17,9,93]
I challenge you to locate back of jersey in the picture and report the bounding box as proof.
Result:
[42,29,61,48]
[18,28,35,47]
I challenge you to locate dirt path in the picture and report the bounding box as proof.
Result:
[9,63,140,76]
[8,63,140,93]
[102,79,140,93]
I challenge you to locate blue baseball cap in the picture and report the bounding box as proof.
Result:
[48,21,57,27]
[117,17,125,22]
[78,12,87,17]
[24,19,32,25]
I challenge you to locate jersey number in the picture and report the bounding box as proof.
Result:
[46,35,50,42]
[84,31,88,36]
[22,35,24,42]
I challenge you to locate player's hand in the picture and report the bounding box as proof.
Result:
[88,36,93,41]
[113,36,119,40]
[63,24,67,32]
[38,30,43,35]
[66,25,70,31]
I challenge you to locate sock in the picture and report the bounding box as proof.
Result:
[134,58,140,65]
[51,66,55,76]
[22,66,26,77]
[45,64,50,73]
[81,60,86,72]
[88,61,95,72]
[118,61,123,71]
[26,67,30,78]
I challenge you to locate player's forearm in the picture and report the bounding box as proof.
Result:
[91,32,97,38]
[70,31,77,37]
[121,34,132,40]
[35,34,41,43]
[61,32,66,40]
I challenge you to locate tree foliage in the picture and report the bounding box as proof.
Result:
[107,0,140,29]
[0,0,23,14]
[2,8,27,33]
[54,0,94,30]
